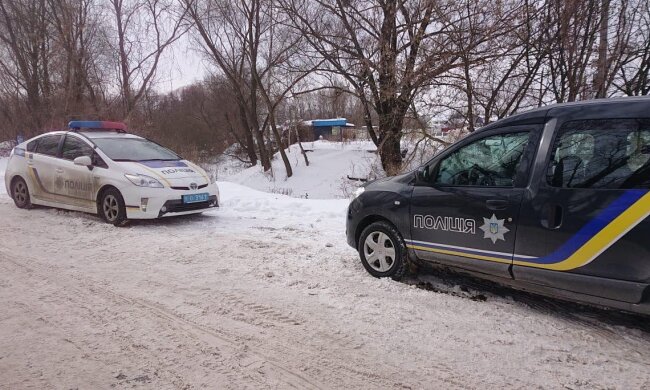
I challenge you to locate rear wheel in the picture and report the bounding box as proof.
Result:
[99,188,128,226]
[11,177,32,209]
[358,221,407,280]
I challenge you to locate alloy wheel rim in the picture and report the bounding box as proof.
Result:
[363,232,396,272]
[14,182,26,204]
[103,195,119,221]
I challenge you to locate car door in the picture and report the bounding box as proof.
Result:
[55,134,96,209]
[28,134,63,202]
[409,126,540,278]
[513,118,650,303]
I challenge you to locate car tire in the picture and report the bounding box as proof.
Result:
[99,188,128,226]
[358,221,408,280]
[11,177,32,209]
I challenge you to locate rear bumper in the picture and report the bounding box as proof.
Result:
[123,183,219,219]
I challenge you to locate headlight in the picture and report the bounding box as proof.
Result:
[125,173,164,188]
[352,186,365,199]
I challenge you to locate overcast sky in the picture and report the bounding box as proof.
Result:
[157,33,209,93]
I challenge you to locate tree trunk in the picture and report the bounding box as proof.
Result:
[268,110,292,177]
[594,0,610,98]
[295,126,309,166]
[376,100,407,175]
[230,110,258,166]
[253,126,271,171]
[378,128,402,176]
[463,55,475,132]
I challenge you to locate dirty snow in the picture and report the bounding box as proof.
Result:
[1,157,650,389]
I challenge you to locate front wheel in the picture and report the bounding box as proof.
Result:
[99,188,128,226]
[11,177,32,209]
[358,221,408,280]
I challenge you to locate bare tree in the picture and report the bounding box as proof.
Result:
[281,0,520,174]
[186,0,316,177]
[185,0,271,170]
[107,0,187,118]
[47,0,108,116]
[0,0,51,130]
[614,0,650,95]
[543,0,602,102]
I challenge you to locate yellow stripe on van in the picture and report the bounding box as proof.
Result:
[514,191,650,271]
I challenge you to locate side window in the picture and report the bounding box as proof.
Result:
[26,139,38,152]
[61,136,93,160]
[547,119,650,189]
[35,135,62,157]
[434,132,531,187]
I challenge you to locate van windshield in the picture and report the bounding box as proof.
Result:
[94,138,180,162]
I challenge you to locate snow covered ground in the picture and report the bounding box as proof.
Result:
[1,157,650,389]
[218,140,379,199]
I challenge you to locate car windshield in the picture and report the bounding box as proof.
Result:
[93,138,180,161]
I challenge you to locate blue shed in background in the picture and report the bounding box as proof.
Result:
[310,118,355,141]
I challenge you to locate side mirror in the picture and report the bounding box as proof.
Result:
[416,164,440,186]
[417,166,427,182]
[74,155,92,167]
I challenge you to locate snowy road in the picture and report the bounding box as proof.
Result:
[1,183,650,389]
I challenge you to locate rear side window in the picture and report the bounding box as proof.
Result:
[547,119,650,189]
[61,136,94,160]
[35,135,62,157]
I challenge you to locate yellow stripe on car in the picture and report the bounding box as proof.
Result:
[407,244,512,264]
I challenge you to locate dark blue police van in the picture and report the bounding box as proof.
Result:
[346,97,650,315]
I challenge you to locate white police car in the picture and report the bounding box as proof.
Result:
[4,121,219,225]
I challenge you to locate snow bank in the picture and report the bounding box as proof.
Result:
[216,180,349,235]
[220,140,379,199]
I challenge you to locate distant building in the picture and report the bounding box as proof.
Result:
[305,118,356,141]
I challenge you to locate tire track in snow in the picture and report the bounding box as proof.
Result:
[0,250,324,389]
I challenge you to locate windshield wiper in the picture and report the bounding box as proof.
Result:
[112,158,135,162]
[138,158,179,161]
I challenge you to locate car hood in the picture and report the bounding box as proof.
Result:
[365,171,414,190]
[117,160,210,187]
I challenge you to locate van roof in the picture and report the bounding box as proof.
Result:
[479,96,650,132]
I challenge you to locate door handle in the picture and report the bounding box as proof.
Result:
[541,204,563,229]
[486,199,508,210]
[56,168,64,173]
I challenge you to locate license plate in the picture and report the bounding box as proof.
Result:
[182,193,209,204]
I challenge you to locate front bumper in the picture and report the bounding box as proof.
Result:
[346,203,359,249]
[123,183,219,219]
[157,195,218,217]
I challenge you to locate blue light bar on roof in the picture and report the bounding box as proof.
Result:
[68,120,127,131]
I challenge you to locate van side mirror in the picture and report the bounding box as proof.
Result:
[74,155,92,168]
[417,166,427,182]
[416,163,441,186]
